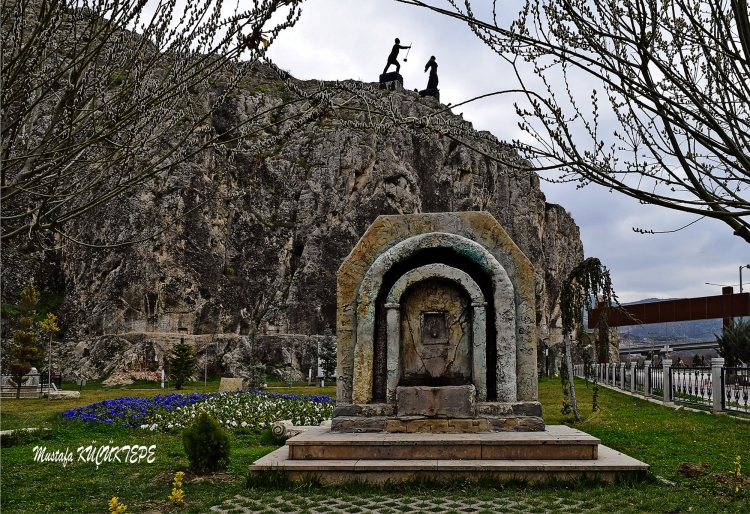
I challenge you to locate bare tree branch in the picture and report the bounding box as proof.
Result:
[1,0,308,246]
[397,0,750,243]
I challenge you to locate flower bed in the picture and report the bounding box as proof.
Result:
[62,391,334,432]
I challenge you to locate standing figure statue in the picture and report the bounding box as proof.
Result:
[419,56,440,101]
[424,56,438,89]
[383,38,411,75]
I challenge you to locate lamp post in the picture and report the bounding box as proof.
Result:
[47,334,52,401]
[740,265,750,294]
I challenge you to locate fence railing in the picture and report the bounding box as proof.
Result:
[573,358,747,414]
[672,367,712,408]
[634,364,645,393]
[723,367,750,414]
[650,365,664,398]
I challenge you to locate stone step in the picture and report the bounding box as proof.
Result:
[286,425,601,461]
[250,444,649,485]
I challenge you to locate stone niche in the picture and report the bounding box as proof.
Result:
[333,212,544,433]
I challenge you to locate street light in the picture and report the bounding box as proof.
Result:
[741,265,750,294]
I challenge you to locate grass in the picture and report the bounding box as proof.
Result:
[539,376,750,482]
[1,376,749,512]
[1,418,277,513]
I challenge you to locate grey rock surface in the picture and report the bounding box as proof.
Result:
[2,65,583,377]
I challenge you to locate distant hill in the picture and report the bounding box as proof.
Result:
[616,298,723,344]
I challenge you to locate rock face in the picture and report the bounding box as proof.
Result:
[2,65,583,378]
[48,332,320,382]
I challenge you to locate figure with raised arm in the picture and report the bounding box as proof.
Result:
[383,38,411,74]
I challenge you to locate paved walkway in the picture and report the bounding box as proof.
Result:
[210,493,597,513]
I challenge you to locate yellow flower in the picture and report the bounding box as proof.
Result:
[169,487,185,504]
[732,456,742,495]
[169,471,186,504]
[108,497,127,513]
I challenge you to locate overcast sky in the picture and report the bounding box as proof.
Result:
[263,0,749,303]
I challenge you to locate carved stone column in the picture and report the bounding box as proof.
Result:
[472,301,488,402]
[385,303,401,404]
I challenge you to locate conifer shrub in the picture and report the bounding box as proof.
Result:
[168,337,198,390]
[247,362,267,390]
[182,412,231,473]
[8,282,44,399]
[319,327,337,382]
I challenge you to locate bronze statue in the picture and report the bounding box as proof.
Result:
[419,56,440,101]
[383,38,411,74]
[424,56,438,89]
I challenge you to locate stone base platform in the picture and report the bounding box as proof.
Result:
[385,418,490,433]
[250,425,649,484]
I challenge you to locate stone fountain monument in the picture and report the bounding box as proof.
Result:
[333,211,541,433]
[252,212,648,483]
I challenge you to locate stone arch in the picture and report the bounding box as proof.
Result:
[385,263,485,304]
[383,264,488,403]
[353,232,516,404]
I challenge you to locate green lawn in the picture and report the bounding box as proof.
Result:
[1,377,748,513]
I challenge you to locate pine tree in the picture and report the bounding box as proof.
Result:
[716,319,750,367]
[319,327,337,381]
[9,282,43,399]
[168,338,198,390]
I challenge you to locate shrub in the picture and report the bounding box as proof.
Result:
[319,327,336,381]
[182,412,230,473]
[247,362,266,389]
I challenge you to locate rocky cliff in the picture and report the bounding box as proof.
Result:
[2,65,583,378]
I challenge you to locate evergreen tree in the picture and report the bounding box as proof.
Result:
[319,327,337,381]
[182,412,231,473]
[168,338,198,390]
[9,282,43,399]
[716,319,750,367]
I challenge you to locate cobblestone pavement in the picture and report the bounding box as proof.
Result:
[210,493,600,513]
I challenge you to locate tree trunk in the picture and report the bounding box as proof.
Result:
[564,333,581,422]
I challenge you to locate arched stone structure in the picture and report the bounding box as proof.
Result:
[383,264,488,403]
[334,212,542,433]
[353,237,516,404]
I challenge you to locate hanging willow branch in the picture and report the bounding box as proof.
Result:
[559,257,621,422]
